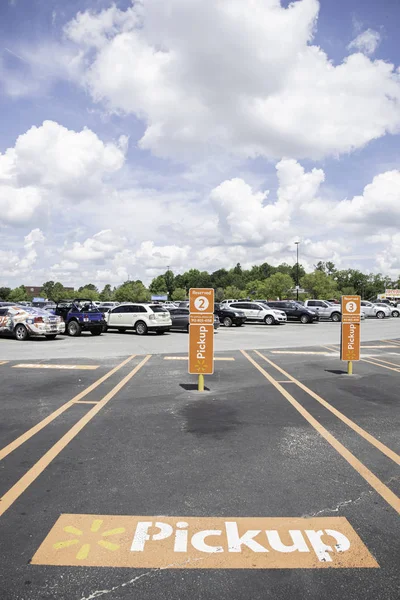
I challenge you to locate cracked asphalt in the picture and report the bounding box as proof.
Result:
[0,339,399,600]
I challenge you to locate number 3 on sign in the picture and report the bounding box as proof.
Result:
[194,296,209,312]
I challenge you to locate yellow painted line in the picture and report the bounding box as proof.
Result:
[270,351,337,356]
[382,339,400,347]
[0,355,151,519]
[241,350,400,515]
[360,358,400,373]
[0,355,136,462]
[254,350,400,466]
[0,361,8,366]
[75,401,99,405]
[276,381,296,384]
[13,364,99,370]
[369,357,400,368]
[163,356,235,361]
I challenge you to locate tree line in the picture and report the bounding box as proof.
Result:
[0,261,398,304]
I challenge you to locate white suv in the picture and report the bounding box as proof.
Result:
[106,303,172,335]
[229,301,287,325]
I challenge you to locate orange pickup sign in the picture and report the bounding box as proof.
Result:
[340,296,361,361]
[189,288,214,375]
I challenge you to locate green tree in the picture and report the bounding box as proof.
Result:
[51,282,70,302]
[164,270,175,298]
[100,284,113,301]
[211,269,231,289]
[174,273,188,291]
[41,281,55,299]
[264,273,294,300]
[76,286,100,301]
[149,275,168,296]
[78,283,98,292]
[0,287,11,300]
[114,282,151,303]
[215,287,225,302]
[9,286,29,302]
[224,285,245,299]
[245,280,269,299]
[171,287,187,301]
[301,271,338,299]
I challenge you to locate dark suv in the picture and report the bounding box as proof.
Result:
[53,299,105,336]
[267,301,319,324]
[214,303,246,327]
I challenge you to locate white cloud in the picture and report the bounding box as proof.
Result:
[0,228,44,276]
[0,121,127,225]
[60,0,400,161]
[210,159,324,245]
[133,240,190,269]
[348,29,381,56]
[64,230,127,262]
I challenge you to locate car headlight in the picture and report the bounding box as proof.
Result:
[234,312,241,317]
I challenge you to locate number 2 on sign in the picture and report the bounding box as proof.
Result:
[194,296,209,312]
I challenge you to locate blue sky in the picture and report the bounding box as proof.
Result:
[0,0,399,288]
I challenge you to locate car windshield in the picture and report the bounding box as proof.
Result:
[150,305,168,312]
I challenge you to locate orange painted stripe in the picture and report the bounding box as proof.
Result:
[360,358,400,373]
[0,355,151,519]
[241,350,400,515]
[254,350,400,466]
[0,355,136,462]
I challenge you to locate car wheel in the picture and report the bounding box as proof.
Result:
[223,316,233,327]
[67,320,81,337]
[14,324,28,341]
[376,311,385,319]
[45,334,57,340]
[300,314,310,324]
[91,329,102,336]
[264,315,275,326]
[392,310,399,318]
[331,312,341,322]
[118,328,126,333]
[135,321,148,335]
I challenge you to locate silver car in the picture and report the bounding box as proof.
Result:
[360,301,391,319]
[374,303,399,318]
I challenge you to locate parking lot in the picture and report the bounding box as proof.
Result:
[0,323,399,600]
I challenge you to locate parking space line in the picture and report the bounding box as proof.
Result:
[270,351,338,355]
[382,339,400,345]
[369,357,400,368]
[241,350,400,515]
[360,358,400,373]
[0,361,8,366]
[0,355,151,519]
[163,356,235,361]
[0,355,136,462]
[74,401,99,405]
[13,364,99,370]
[254,350,400,466]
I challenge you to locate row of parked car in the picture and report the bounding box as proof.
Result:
[0,295,397,341]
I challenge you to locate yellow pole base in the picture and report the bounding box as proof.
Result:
[198,374,205,391]
[348,361,353,375]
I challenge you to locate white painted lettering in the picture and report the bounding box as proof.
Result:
[225,522,268,553]
[130,521,173,552]
[191,530,223,553]
[266,530,309,553]
[305,530,334,562]
[174,522,189,553]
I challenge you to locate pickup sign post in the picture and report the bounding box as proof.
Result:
[189,288,215,391]
[340,295,361,375]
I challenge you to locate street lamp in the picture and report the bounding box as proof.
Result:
[295,242,300,301]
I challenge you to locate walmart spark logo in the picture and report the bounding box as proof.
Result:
[195,359,208,373]
[53,519,125,560]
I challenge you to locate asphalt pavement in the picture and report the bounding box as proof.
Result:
[0,340,399,599]
[0,318,399,360]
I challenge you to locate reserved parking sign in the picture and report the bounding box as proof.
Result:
[340,296,361,361]
[189,288,214,375]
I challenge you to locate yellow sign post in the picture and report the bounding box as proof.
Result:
[340,296,361,375]
[189,288,215,389]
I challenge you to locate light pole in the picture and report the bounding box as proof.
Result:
[295,242,300,301]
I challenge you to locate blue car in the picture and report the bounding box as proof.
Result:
[53,299,105,337]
